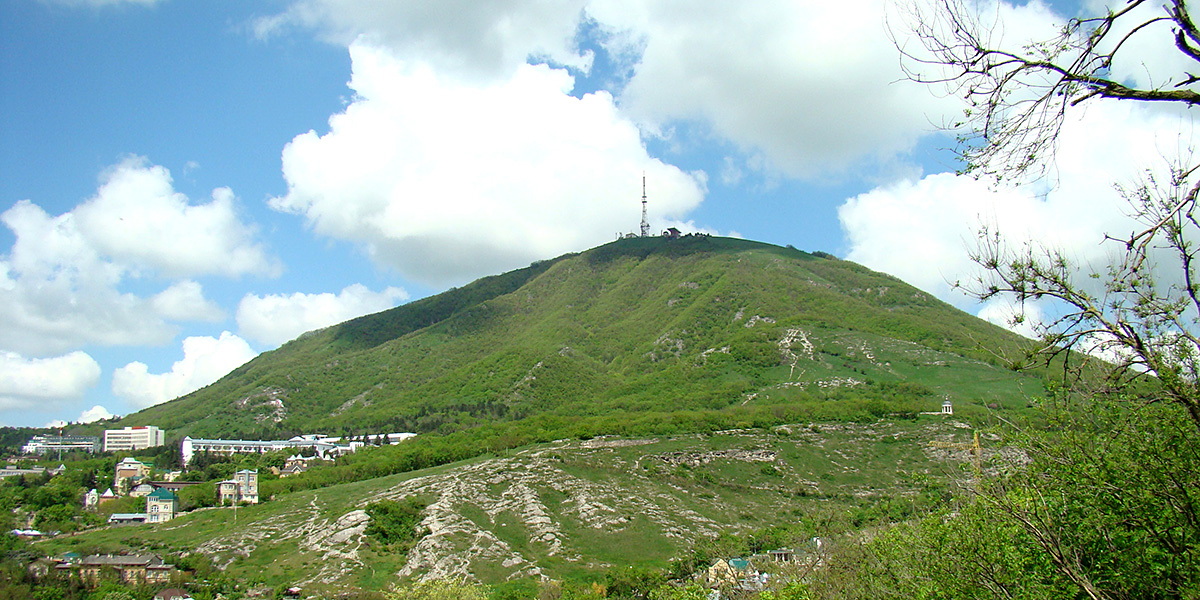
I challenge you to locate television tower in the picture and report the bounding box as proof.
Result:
[639,174,650,237]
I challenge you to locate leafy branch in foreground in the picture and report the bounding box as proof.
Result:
[893,0,1200,182]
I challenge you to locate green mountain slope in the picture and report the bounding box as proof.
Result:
[42,422,983,593]
[126,236,1038,439]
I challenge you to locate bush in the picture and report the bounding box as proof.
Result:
[365,498,430,550]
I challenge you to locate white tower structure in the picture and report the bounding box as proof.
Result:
[639,174,650,237]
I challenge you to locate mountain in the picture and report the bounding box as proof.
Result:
[124,235,1040,440]
[46,235,1049,592]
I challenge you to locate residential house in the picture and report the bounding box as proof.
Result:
[280,454,312,477]
[234,469,258,503]
[129,483,155,498]
[147,481,201,494]
[56,553,176,586]
[217,469,259,505]
[114,457,152,493]
[702,557,765,592]
[153,588,193,600]
[216,480,239,505]
[146,488,178,523]
[98,489,118,505]
[108,513,147,525]
[84,488,98,510]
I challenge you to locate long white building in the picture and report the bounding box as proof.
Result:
[180,433,415,466]
[22,435,99,455]
[103,426,165,452]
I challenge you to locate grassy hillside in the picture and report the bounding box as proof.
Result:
[39,419,985,593]
[123,236,1040,440]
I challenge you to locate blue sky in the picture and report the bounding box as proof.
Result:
[0,0,1186,427]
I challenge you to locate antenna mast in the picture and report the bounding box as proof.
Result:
[639,173,650,237]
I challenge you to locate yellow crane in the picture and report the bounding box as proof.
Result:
[928,430,982,475]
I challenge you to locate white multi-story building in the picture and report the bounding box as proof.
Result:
[103,426,165,452]
[22,435,99,455]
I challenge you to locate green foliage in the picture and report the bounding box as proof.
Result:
[387,579,488,600]
[757,582,812,600]
[818,396,1200,599]
[648,583,708,600]
[604,566,665,600]
[488,578,539,600]
[365,498,430,550]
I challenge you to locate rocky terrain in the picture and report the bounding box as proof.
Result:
[166,420,979,589]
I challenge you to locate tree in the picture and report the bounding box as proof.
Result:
[890,0,1200,431]
[845,1,1200,598]
[895,0,1200,181]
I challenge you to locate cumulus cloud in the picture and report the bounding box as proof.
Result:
[264,0,964,181]
[271,43,705,285]
[0,351,101,411]
[151,281,225,322]
[256,0,590,81]
[0,201,171,355]
[587,0,958,177]
[78,405,115,423]
[237,283,409,347]
[112,332,258,409]
[976,297,1048,340]
[839,100,1193,327]
[0,157,271,356]
[74,156,278,278]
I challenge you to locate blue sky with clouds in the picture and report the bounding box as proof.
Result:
[0,0,1189,427]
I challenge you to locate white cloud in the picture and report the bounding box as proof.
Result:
[237,283,409,348]
[257,0,590,81]
[151,280,225,322]
[838,172,1031,302]
[976,297,1047,340]
[588,0,958,177]
[0,200,170,355]
[271,43,705,285]
[112,332,259,409]
[74,156,278,278]
[0,157,271,356]
[78,405,115,423]
[838,100,1194,330]
[266,0,965,181]
[0,351,101,411]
